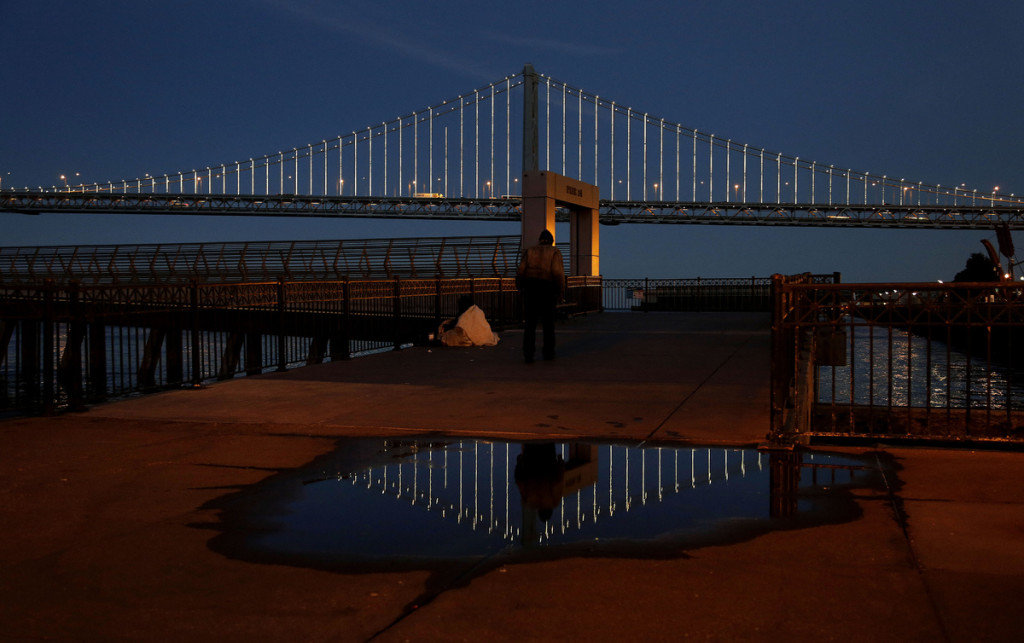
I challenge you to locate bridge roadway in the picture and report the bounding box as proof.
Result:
[2,312,1022,641]
[5,190,1024,228]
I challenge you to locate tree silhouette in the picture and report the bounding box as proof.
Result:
[953,253,999,282]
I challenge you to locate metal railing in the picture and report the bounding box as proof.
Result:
[603,277,771,312]
[0,236,532,284]
[771,276,1024,444]
[0,275,601,415]
[604,274,839,312]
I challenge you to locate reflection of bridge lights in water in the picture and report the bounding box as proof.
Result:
[204,438,885,566]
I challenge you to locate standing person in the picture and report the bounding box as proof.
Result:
[517,229,565,363]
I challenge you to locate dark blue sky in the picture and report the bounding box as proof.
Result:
[2,0,1022,281]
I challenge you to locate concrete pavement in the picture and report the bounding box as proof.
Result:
[1,311,1022,641]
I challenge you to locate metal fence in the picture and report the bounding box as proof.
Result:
[603,277,772,312]
[0,236,531,284]
[0,276,601,415]
[770,276,1024,444]
[603,274,840,312]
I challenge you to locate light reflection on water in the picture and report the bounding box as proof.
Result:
[205,438,885,566]
[818,324,1024,409]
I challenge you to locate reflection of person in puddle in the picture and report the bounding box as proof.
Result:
[515,443,565,544]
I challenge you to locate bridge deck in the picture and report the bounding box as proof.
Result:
[5,190,1024,228]
[2,312,1023,641]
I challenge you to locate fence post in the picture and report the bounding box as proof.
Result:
[643,278,649,313]
[276,278,288,372]
[19,317,39,408]
[42,280,55,415]
[166,326,184,384]
[434,278,443,333]
[341,279,351,360]
[393,278,402,350]
[190,280,202,387]
[88,316,107,402]
[62,280,86,411]
[245,332,263,375]
[769,274,785,440]
[514,277,523,325]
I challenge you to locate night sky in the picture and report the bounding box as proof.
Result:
[3,0,1022,282]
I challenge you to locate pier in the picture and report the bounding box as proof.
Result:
[3,53,1024,642]
[2,311,1022,641]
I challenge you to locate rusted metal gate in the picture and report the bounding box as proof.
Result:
[771,276,1024,444]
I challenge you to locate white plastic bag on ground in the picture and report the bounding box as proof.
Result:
[440,305,499,346]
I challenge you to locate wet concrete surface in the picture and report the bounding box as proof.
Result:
[2,312,1023,641]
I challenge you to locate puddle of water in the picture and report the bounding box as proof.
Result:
[202,438,888,569]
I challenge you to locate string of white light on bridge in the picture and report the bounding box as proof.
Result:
[56,66,1017,209]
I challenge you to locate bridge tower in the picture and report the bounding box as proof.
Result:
[521,64,600,276]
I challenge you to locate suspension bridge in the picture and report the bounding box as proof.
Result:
[3,65,1023,229]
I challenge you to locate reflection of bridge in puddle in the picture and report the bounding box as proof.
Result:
[207,439,885,567]
[364,442,768,546]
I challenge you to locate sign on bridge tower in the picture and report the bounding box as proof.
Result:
[522,170,600,276]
